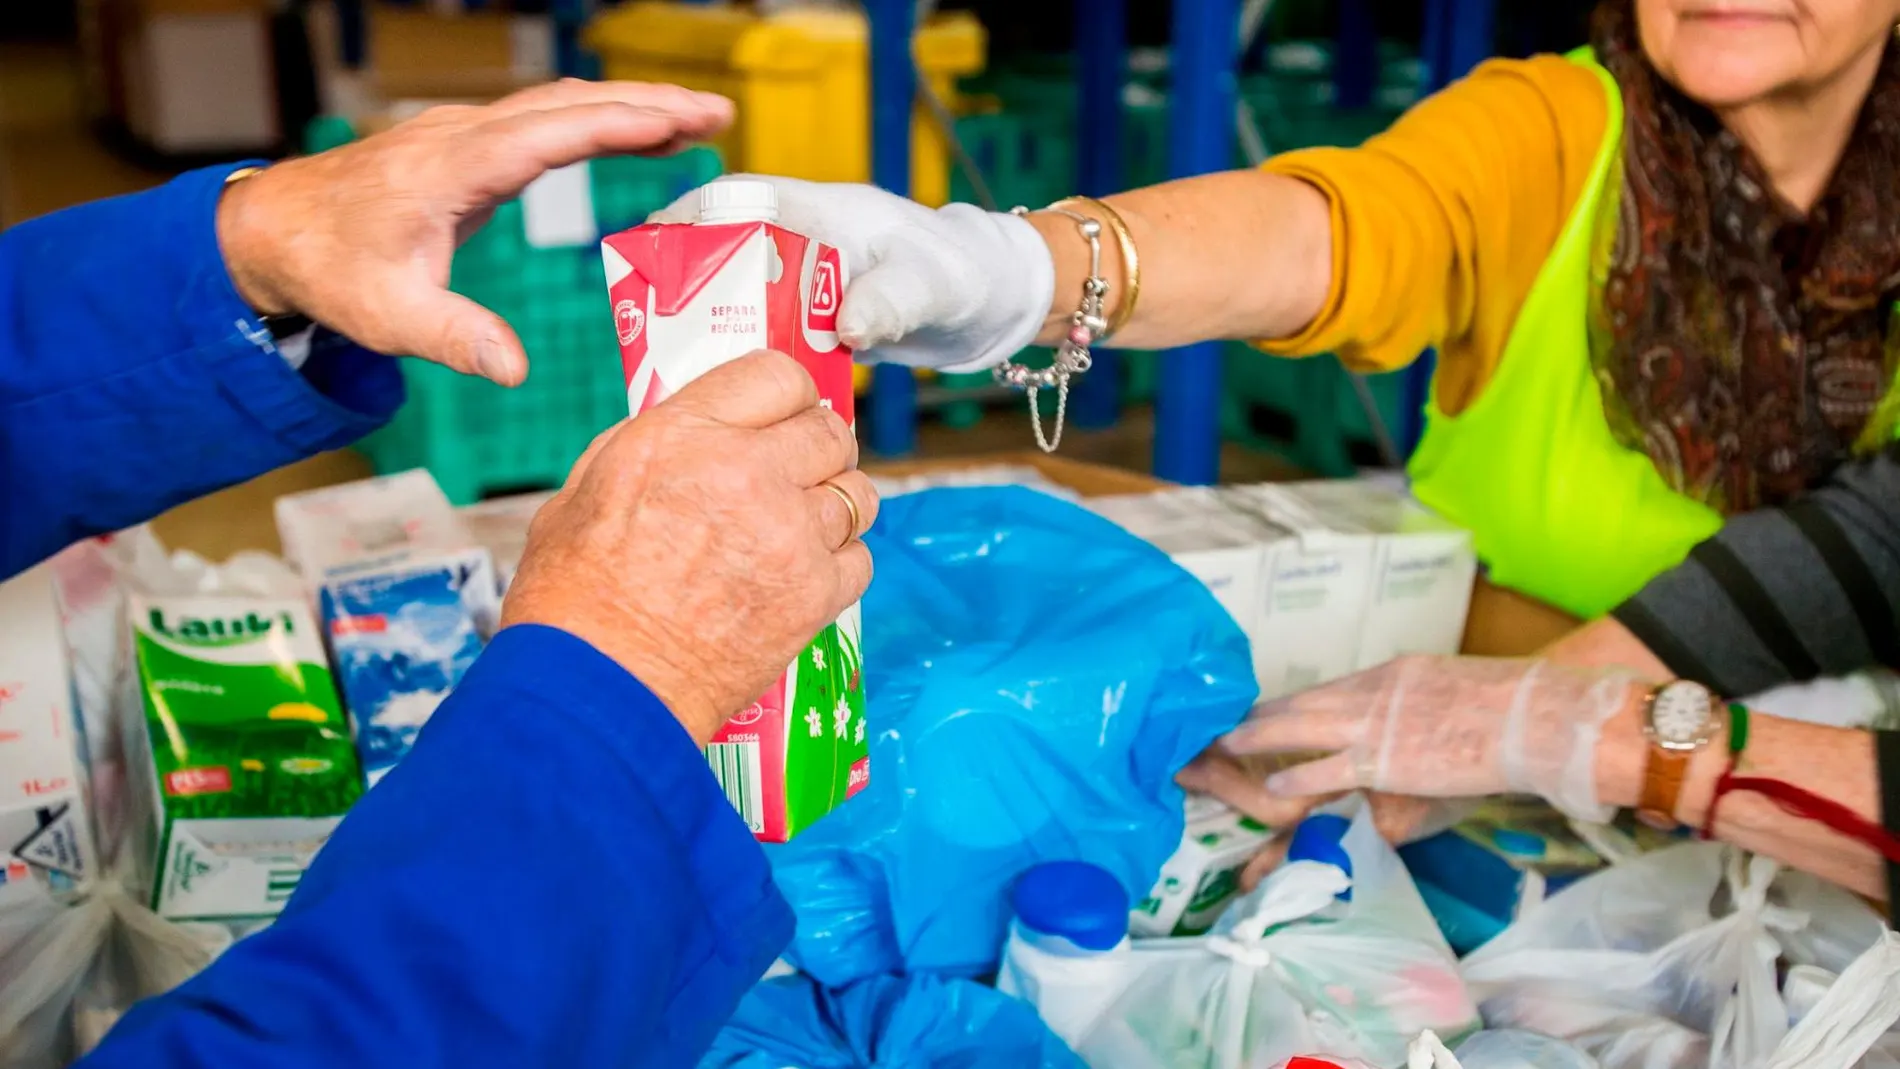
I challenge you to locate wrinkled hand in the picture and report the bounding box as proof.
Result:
[1224,655,1636,822]
[500,351,877,744]
[651,175,1052,371]
[216,79,733,385]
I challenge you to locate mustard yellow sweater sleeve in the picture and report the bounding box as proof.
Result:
[1256,54,1610,415]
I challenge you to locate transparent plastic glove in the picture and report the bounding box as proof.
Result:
[652,175,1054,371]
[1223,655,1636,823]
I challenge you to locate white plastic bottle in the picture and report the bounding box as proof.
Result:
[996,860,1133,1047]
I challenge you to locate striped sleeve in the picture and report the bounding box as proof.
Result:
[1611,444,1900,698]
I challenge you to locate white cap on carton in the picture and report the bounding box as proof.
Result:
[699,179,780,224]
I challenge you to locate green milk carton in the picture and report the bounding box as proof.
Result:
[125,594,363,920]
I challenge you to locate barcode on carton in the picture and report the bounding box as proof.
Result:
[707,742,764,834]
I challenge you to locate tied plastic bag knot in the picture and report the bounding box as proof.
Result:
[1207,935,1276,970]
[1048,802,1479,1069]
[1228,860,1356,941]
[1461,842,1887,1069]
[1724,852,1811,939]
[1406,1030,1460,1069]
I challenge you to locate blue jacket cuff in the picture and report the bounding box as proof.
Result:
[172,163,404,453]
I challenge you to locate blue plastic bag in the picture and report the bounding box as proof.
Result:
[770,487,1258,985]
[698,972,1086,1069]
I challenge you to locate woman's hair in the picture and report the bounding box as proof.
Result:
[1584,0,1900,512]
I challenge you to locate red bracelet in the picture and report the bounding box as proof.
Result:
[1701,703,1900,863]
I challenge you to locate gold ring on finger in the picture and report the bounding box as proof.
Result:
[820,480,861,551]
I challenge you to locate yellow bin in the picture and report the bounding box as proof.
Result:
[584,3,986,209]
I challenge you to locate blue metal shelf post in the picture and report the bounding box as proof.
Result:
[1155,0,1239,485]
[1398,0,1497,458]
[1335,0,1379,110]
[1070,0,1128,431]
[866,0,918,457]
[549,0,597,80]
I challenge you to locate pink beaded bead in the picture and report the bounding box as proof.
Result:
[1066,324,1093,348]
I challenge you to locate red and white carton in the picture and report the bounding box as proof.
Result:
[599,179,867,843]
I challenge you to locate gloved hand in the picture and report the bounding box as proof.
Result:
[651,176,1054,371]
[1219,655,1638,824]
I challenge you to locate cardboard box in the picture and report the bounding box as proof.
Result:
[1130,799,1274,937]
[1218,485,1376,698]
[1260,481,1478,671]
[118,4,280,153]
[304,2,554,121]
[0,567,99,900]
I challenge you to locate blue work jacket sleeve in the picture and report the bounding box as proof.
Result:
[80,624,794,1068]
[0,163,404,578]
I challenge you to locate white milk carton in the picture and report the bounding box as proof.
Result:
[1086,489,1273,649]
[277,471,500,787]
[1130,798,1274,937]
[1221,486,1377,699]
[318,550,494,787]
[0,566,98,898]
[1268,481,1477,670]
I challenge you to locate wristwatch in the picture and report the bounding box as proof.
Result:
[1637,679,1722,829]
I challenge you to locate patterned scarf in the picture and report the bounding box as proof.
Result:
[1588,0,1900,511]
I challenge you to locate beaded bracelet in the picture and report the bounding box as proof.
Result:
[997,205,1107,453]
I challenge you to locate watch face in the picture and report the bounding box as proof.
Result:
[1650,682,1715,748]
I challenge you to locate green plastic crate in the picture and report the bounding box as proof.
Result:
[302,120,722,503]
[1224,345,1409,475]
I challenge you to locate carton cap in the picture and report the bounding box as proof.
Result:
[1012,861,1128,952]
[700,179,780,224]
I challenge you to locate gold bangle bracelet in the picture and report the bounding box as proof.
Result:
[1054,195,1141,339]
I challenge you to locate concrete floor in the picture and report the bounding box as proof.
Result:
[0,42,1300,557]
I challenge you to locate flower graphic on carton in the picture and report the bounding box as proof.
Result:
[804,708,822,738]
[832,697,851,739]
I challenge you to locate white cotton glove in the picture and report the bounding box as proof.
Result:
[1220,655,1636,823]
[650,175,1054,372]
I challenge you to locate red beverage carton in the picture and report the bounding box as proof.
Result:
[600,179,867,842]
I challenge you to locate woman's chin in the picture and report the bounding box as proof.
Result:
[1667,56,1797,110]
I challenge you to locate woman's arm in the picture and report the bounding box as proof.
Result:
[1026,55,1608,412]
[1222,655,1895,902]
[1594,694,1888,900]
[1601,444,1900,696]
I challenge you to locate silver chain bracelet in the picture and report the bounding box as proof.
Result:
[997,206,1107,453]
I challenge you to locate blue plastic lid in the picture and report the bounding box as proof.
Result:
[1285,814,1354,901]
[1491,828,1548,858]
[1011,861,1130,952]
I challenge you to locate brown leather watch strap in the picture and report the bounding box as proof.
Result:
[1638,746,1692,828]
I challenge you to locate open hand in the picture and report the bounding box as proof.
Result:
[216,79,732,385]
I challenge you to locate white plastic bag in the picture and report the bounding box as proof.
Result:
[1460,843,1886,1069]
[0,882,233,1068]
[1056,802,1479,1069]
[0,889,112,1069]
[1764,930,1900,1069]
[68,885,233,1055]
